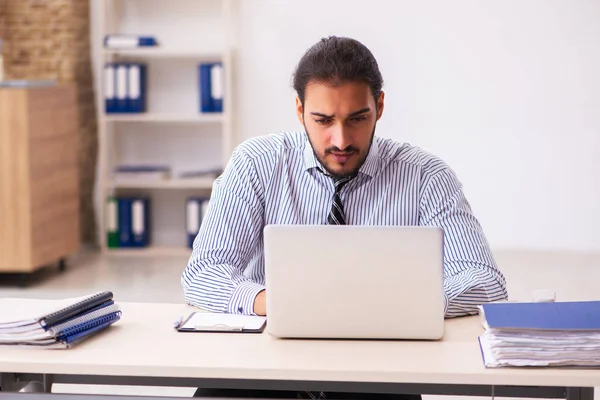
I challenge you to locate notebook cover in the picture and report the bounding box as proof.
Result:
[481,301,600,331]
[49,303,119,336]
[59,313,121,346]
[41,292,114,328]
[57,311,121,341]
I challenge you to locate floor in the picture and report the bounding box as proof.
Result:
[1,248,599,399]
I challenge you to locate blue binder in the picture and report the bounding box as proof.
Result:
[186,197,207,248]
[104,35,158,48]
[210,63,223,112]
[115,63,129,113]
[199,63,213,112]
[117,198,133,247]
[104,63,117,113]
[198,62,224,113]
[481,301,600,331]
[130,197,150,247]
[126,63,147,113]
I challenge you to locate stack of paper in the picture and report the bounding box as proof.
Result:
[478,301,600,367]
[0,291,121,349]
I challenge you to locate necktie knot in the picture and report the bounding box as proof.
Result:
[333,176,351,192]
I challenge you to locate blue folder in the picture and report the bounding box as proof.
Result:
[115,63,129,113]
[104,63,117,113]
[186,197,207,248]
[117,197,150,248]
[104,35,158,48]
[126,63,147,113]
[199,63,213,112]
[481,301,600,331]
[118,198,133,247]
[130,197,150,248]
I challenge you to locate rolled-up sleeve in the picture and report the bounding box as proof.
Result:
[419,168,508,318]
[181,147,265,315]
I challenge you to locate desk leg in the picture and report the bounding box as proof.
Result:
[43,374,54,393]
[567,387,595,400]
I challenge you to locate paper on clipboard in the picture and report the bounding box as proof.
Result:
[178,312,266,333]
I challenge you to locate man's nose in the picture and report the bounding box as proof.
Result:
[330,124,352,151]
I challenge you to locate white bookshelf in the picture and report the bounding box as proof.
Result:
[103,48,224,60]
[95,0,235,254]
[104,246,192,258]
[109,177,215,190]
[104,113,224,123]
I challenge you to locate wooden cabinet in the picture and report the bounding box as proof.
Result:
[0,84,80,274]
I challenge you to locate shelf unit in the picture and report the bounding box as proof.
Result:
[95,0,235,254]
[109,177,216,190]
[103,113,224,123]
[103,245,192,258]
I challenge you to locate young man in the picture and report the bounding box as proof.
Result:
[182,35,507,319]
[183,34,507,400]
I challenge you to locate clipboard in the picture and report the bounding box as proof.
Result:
[175,312,266,333]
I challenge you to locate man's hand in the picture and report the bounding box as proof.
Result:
[253,290,266,316]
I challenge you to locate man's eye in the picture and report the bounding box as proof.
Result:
[315,118,332,125]
[350,116,367,123]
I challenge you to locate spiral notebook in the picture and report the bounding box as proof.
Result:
[0,291,113,331]
[3,312,122,349]
[0,303,120,343]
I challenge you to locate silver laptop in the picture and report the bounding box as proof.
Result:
[263,225,445,340]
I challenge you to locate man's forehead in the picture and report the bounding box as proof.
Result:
[304,82,372,108]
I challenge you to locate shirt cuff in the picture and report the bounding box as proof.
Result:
[227,281,266,315]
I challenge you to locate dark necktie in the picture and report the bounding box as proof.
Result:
[327,176,352,225]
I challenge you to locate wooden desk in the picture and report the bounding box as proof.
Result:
[0,300,597,399]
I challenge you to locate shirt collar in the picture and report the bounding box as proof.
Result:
[302,133,380,178]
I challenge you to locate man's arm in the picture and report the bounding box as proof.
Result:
[181,147,266,315]
[419,167,508,318]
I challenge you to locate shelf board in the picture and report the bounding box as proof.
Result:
[104,48,223,60]
[104,113,224,123]
[110,177,215,190]
[103,246,192,257]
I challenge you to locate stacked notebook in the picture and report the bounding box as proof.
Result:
[0,291,121,349]
[478,300,600,367]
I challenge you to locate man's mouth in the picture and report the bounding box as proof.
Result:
[330,152,354,164]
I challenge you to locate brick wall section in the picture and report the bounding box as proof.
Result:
[0,0,98,245]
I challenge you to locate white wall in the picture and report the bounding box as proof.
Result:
[231,0,600,252]
[91,0,600,252]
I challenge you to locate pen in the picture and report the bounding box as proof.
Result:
[173,316,183,329]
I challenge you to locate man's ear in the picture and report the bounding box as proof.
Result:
[376,91,385,120]
[295,97,304,125]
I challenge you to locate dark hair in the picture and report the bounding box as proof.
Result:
[292,36,384,106]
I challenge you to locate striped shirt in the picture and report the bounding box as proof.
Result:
[181,131,508,318]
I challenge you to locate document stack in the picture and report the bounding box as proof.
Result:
[0,291,121,349]
[478,300,600,367]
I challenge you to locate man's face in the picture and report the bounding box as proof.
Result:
[296,80,384,179]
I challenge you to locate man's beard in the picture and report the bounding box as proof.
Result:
[305,122,376,180]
